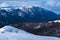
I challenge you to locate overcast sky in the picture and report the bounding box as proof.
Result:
[0,0,60,14]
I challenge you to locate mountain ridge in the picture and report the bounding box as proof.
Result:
[0,6,59,26]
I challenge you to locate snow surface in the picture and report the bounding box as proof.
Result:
[0,25,60,40]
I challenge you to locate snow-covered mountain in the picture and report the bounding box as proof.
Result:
[0,26,28,33]
[0,6,59,27]
[0,25,60,40]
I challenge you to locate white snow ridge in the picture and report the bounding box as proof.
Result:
[0,25,60,40]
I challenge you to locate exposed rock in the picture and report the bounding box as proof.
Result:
[8,22,60,37]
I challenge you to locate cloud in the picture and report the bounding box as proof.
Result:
[46,0,56,6]
[2,1,40,7]
[0,1,41,8]
[56,2,60,6]
[0,3,9,7]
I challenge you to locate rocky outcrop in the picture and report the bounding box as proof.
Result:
[9,22,60,37]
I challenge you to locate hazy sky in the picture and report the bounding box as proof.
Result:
[0,0,60,14]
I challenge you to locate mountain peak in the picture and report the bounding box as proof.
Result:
[0,6,59,27]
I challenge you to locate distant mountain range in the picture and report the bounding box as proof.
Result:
[0,6,59,26]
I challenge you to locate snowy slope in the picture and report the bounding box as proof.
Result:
[0,26,60,40]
